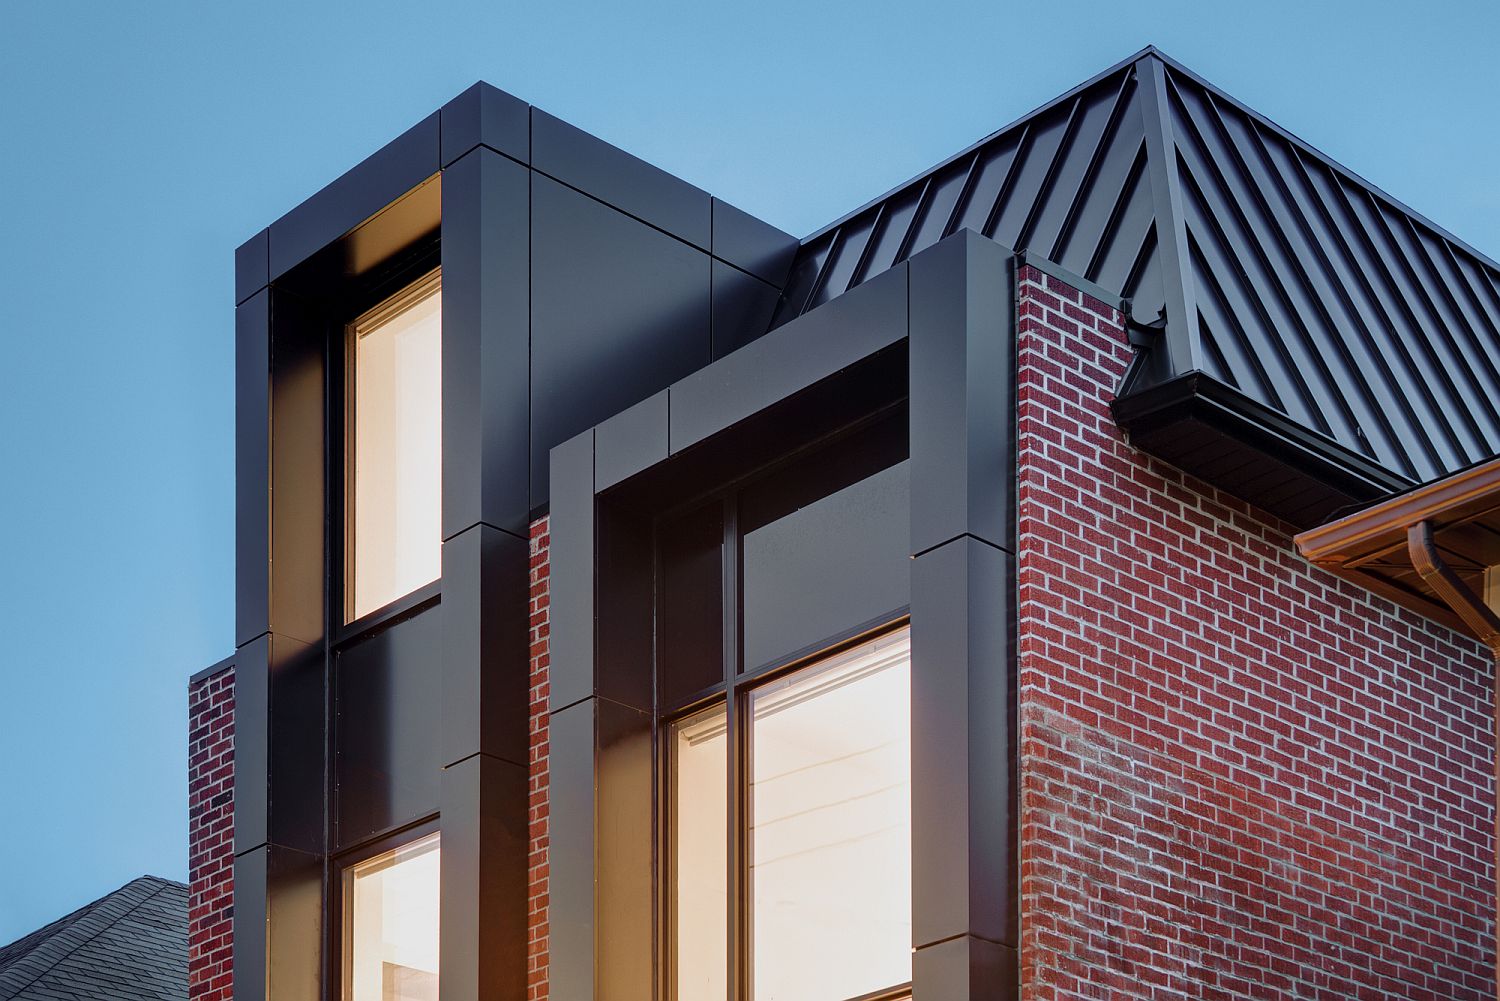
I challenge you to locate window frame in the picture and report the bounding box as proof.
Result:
[331,817,442,1001]
[337,263,444,635]
[663,621,914,1001]
[656,420,914,1001]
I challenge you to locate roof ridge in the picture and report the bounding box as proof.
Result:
[0,879,175,1001]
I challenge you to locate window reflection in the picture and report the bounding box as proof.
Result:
[672,706,728,1001]
[344,833,440,1001]
[748,629,912,1001]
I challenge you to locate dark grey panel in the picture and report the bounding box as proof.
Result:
[913,935,1018,1001]
[269,113,440,278]
[910,538,1015,949]
[531,109,712,249]
[595,699,654,1000]
[742,459,910,671]
[908,231,1015,555]
[441,524,530,769]
[711,197,798,286]
[711,261,781,360]
[594,390,669,493]
[439,754,529,1001]
[231,848,266,1001]
[232,634,269,855]
[659,501,724,704]
[440,82,530,167]
[234,291,269,648]
[235,229,269,305]
[546,701,596,1001]
[266,290,325,647]
[441,147,531,539]
[670,262,907,453]
[548,429,595,712]
[335,607,444,848]
[266,634,324,853]
[530,173,711,504]
[264,846,322,1001]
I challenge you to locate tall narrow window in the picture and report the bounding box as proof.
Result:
[671,627,912,1001]
[344,833,440,1001]
[349,270,442,621]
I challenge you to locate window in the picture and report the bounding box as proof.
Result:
[343,832,440,1001]
[670,628,912,1001]
[347,270,442,621]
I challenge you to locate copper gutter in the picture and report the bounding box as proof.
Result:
[1406,520,1500,1001]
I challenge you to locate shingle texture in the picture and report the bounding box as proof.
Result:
[0,877,187,1001]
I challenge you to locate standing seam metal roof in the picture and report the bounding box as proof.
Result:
[772,47,1500,496]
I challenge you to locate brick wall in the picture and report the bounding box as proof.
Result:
[528,516,552,1001]
[187,663,235,1001]
[1014,266,1495,999]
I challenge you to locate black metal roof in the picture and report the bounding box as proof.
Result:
[773,47,1500,524]
[0,877,186,1001]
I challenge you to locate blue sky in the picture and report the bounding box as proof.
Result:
[1,0,1498,944]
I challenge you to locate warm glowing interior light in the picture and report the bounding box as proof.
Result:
[672,706,729,1001]
[345,833,440,1001]
[749,629,912,1001]
[351,274,442,620]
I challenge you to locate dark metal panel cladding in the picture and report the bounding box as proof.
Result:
[334,607,444,849]
[529,173,710,505]
[773,61,1162,333]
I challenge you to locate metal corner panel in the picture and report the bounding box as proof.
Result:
[548,429,596,712]
[232,633,270,856]
[439,753,529,1001]
[594,390,670,493]
[546,700,597,1001]
[235,229,269,305]
[710,261,781,361]
[234,291,270,648]
[913,934,1018,1001]
[908,230,1016,555]
[710,197,797,286]
[440,524,530,769]
[441,147,531,540]
[909,536,1016,950]
[440,81,530,168]
[528,172,711,507]
[269,112,441,279]
[531,108,711,250]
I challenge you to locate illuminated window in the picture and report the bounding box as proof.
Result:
[348,270,442,621]
[343,833,440,1001]
[670,628,912,1001]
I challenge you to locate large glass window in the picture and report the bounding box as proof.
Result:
[671,628,912,1001]
[343,832,440,1001]
[348,270,442,621]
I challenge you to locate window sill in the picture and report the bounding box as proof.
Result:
[335,579,442,647]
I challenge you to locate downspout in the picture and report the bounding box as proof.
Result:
[1407,520,1500,1001]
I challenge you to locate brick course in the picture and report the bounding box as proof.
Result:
[1014,265,1495,999]
[528,516,552,1001]
[188,663,235,1001]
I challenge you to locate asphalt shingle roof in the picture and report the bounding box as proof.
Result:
[0,877,186,1001]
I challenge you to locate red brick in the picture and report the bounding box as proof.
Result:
[1015,276,1494,999]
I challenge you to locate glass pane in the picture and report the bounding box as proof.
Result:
[671,705,728,1001]
[749,628,911,1001]
[352,275,442,620]
[344,832,440,1001]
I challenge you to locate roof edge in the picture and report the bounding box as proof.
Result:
[798,46,1158,244]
